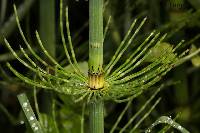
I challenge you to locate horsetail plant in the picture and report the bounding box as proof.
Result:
[3,0,200,132]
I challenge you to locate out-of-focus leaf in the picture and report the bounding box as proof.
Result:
[0,103,18,125]
[188,0,200,10]
[145,42,176,63]
[58,107,82,133]
[190,45,200,67]
[39,113,58,133]
[0,0,34,43]
[64,61,88,75]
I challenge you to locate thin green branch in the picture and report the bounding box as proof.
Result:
[109,64,173,99]
[36,31,87,81]
[129,98,161,133]
[106,30,156,79]
[59,0,74,68]
[107,33,167,82]
[13,5,49,67]
[104,16,111,40]
[33,86,41,123]
[110,100,133,133]
[17,93,43,133]
[104,18,138,72]
[7,63,50,89]
[175,48,200,66]
[65,7,80,70]
[111,44,176,84]
[145,116,190,133]
[118,88,161,133]
[59,0,86,80]
[105,18,147,76]
[115,33,167,76]
[4,40,72,84]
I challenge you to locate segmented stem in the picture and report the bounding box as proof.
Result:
[89,0,104,89]
[89,0,104,133]
[89,100,104,133]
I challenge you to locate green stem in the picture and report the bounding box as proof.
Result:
[39,0,55,114]
[173,65,188,105]
[89,0,103,74]
[39,0,55,57]
[88,0,104,132]
[88,0,104,90]
[89,100,104,133]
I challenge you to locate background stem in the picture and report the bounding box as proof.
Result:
[39,0,55,57]
[39,0,55,114]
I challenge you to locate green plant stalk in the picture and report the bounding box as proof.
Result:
[89,0,103,75]
[39,0,55,114]
[88,0,104,90]
[39,0,55,57]
[0,0,7,25]
[168,0,189,105]
[89,0,104,133]
[89,100,104,133]
[174,65,188,105]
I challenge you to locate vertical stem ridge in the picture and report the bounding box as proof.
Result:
[89,0,103,74]
[89,0,104,133]
[89,0,104,90]
[89,100,104,133]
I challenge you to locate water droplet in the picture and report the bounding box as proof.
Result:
[79,83,84,86]
[34,126,38,131]
[26,109,30,112]
[178,126,182,130]
[146,129,151,133]
[23,102,28,107]
[29,116,34,121]
[20,120,24,124]
[32,123,36,128]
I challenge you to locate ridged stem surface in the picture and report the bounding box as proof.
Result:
[89,0,103,74]
[89,0,104,133]
[88,0,104,90]
[89,100,104,133]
